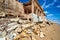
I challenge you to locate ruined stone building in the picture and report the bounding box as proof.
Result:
[23,0,47,22]
[0,0,24,16]
[0,0,47,22]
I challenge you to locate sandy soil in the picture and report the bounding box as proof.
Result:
[14,23,60,40]
[39,24,60,40]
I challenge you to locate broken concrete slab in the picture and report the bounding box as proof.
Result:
[21,23,36,30]
[40,32,45,38]
[10,18,19,22]
[7,22,19,32]
[18,19,30,24]
[0,37,5,40]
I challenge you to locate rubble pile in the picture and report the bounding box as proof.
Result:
[0,17,48,40]
[0,0,60,40]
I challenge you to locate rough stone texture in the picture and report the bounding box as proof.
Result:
[0,0,24,17]
[0,16,60,40]
[0,0,60,40]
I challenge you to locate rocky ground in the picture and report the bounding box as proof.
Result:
[0,17,60,40]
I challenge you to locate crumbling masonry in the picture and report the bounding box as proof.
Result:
[0,0,49,40]
[0,0,47,22]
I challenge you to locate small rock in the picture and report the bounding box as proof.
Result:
[15,27,22,34]
[7,22,19,31]
[24,29,33,34]
[40,32,45,38]
[0,37,5,40]
[10,18,19,22]
[18,19,29,24]
[0,31,7,37]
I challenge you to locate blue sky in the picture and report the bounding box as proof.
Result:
[18,0,60,24]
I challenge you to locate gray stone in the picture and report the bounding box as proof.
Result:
[0,37,5,40]
[18,19,29,24]
[7,22,19,31]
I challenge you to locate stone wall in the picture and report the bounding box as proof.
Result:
[0,0,24,16]
[0,0,3,3]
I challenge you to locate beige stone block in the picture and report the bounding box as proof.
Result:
[0,0,3,3]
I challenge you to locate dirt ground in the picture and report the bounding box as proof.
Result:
[39,24,60,40]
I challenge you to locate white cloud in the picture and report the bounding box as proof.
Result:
[42,1,46,9]
[44,11,53,17]
[47,18,60,24]
[52,20,60,24]
[44,11,49,14]
[42,0,48,9]
[45,0,57,8]
[47,14,53,17]
[57,5,60,8]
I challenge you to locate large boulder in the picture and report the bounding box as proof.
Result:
[0,0,3,3]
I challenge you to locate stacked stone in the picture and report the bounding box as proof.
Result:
[0,17,46,40]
